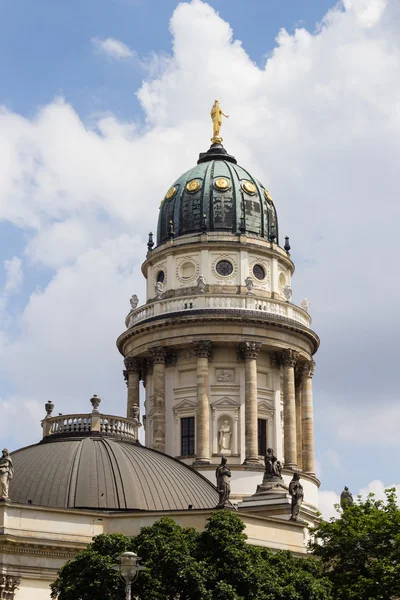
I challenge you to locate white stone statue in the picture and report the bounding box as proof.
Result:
[301,298,310,312]
[155,282,164,298]
[0,448,13,499]
[283,285,292,302]
[197,275,206,293]
[130,294,139,310]
[245,276,254,294]
[218,420,232,453]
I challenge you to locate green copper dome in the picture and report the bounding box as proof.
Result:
[157,144,279,246]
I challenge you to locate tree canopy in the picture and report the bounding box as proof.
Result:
[310,488,400,600]
[50,511,331,600]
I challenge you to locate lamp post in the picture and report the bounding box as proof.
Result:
[118,551,144,600]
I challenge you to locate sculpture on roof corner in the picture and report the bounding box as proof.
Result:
[215,456,231,509]
[0,448,14,499]
[340,486,354,509]
[211,100,229,144]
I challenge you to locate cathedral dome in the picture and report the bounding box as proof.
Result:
[9,433,219,511]
[157,143,279,246]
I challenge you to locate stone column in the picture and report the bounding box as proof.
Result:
[149,346,167,453]
[295,371,303,470]
[239,341,262,464]
[281,349,299,469]
[124,357,140,419]
[193,340,212,465]
[301,360,316,474]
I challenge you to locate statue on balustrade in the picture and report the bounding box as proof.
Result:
[131,405,140,424]
[130,294,139,310]
[340,486,354,509]
[216,456,231,509]
[289,473,304,521]
[0,448,14,499]
[264,447,283,480]
[218,420,232,453]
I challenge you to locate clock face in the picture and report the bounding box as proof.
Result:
[186,179,201,192]
[243,180,256,194]
[216,260,234,276]
[165,186,177,200]
[215,177,229,190]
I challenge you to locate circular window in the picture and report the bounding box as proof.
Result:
[216,260,234,277]
[180,261,196,280]
[253,264,265,280]
[156,270,165,284]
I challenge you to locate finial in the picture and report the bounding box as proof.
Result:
[269,224,276,243]
[90,394,101,412]
[210,100,229,145]
[147,232,154,252]
[284,236,291,254]
[168,220,175,240]
[201,213,207,233]
[45,400,54,417]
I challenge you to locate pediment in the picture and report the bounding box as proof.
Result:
[173,399,196,412]
[211,396,239,408]
[258,399,274,412]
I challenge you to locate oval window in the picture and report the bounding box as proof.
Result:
[180,262,196,279]
[253,264,265,280]
[216,260,234,277]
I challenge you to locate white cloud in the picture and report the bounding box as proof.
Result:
[92,37,134,60]
[0,0,398,483]
[4,257,23,295]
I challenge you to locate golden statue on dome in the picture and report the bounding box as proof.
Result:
[211,100,229,144]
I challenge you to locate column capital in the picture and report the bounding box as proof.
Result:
[0,575,21,599]
[237,341,262,360]
[302,360,316,379]
[124,357,141,372]
[149,346,168,364]
[280,348,299,368]
[193,340,213,359]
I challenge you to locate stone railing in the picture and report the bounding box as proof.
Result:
[126,294,311,329]
[42,413,139,441]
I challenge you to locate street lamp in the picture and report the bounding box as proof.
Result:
[118,551,144,600]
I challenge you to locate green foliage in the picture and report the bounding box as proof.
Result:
[52,511,332,600]
[310,488,400,600]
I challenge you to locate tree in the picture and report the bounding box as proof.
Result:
[310,488,400,600]
[51,512,332,600]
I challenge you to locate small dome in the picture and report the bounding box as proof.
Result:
[9,436,219,511]
[157,143,279,246]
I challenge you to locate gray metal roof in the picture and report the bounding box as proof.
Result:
[9,437,219,511]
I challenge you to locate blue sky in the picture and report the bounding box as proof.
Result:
[1,0,399,518]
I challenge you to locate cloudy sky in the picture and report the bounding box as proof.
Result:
[1,0,399,518]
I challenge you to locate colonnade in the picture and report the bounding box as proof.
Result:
[123,343,315,474]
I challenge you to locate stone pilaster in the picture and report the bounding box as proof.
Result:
[280,348,299,469]
[295,367,303,470]
[149,346,167,453]
[238,341,262,464]
[301,360,316,474]
[124,357,140,420]
[193,340,212,465]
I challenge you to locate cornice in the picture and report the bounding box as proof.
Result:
[117,309,320,355]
